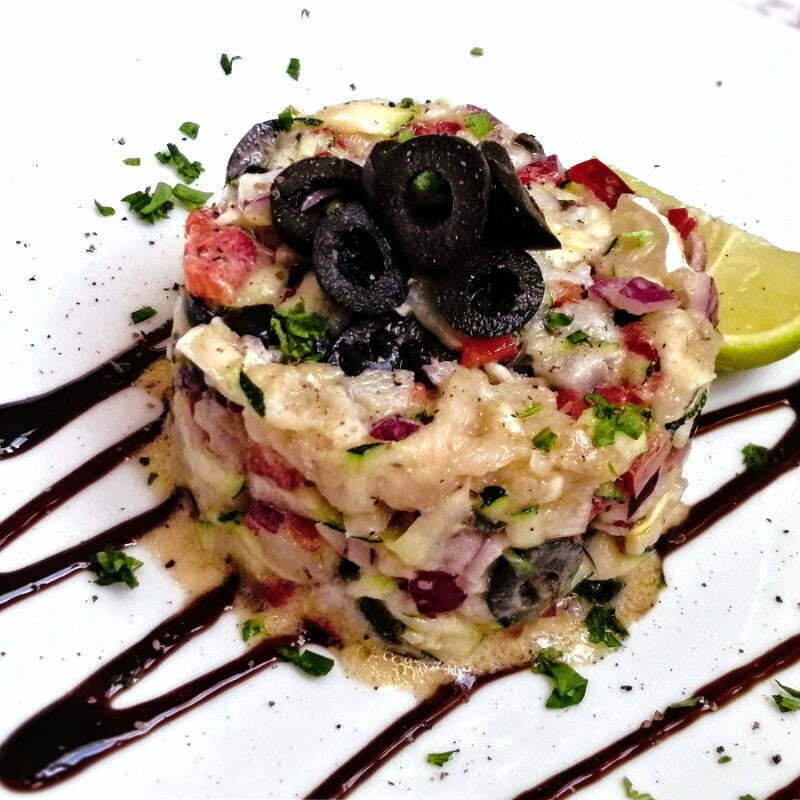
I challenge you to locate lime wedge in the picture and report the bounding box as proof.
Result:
[615,169,800,371]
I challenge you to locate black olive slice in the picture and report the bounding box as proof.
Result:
[480,141,560,250]
[226,120,281,183]
[270,156,363,254]
[436,245,545,338]
[328,315,456,377]
[487,540,584,627]
[220,304,276,345]
[362,139,397,197]
[313,203,407,314]
[184,294,214,327]
[368,135,491,272]
[514,132,545,155]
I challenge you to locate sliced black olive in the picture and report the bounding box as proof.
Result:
[313,203,407,314]
[487,540,584,627]
[514,132,545,155]
[574,579,622,604]
[226,120,281,183]
[368,135,490,272]
[362,139,397,197]
[328,314,455,377]
[337,558,361,582]
[356,596,405,643]
[184,294,214,327]
[220,304,276,345]
[436,245,545,337]
[270,156,363,253]
[480,141,560,250]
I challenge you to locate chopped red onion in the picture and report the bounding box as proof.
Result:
[591,277,679,315]
[300,188,340,213]
[369,416,422,442]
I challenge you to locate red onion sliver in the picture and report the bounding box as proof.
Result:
[591,277,679,315]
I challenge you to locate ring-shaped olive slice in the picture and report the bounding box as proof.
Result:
[313,203,407,315]
[270,156,363,253]
[480,141,560,250]
[369,135,490,272]
[437,245,545,338]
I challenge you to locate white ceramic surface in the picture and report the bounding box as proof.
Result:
[0,1,798,798]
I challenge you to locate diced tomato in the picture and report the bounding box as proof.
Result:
[370,416,422,442]
[284,512,322,552]
[407,570,466,616]
[623,321,659,363]
[246,446,305,490]
[551,280,586,308]
[183,210,262,304]
[517,155,563,185]
[261,579,296,607]
[620,434,671,497]
[593,386,646,406]
[459,335,519,368]
[411,121,462,136]
[666,207,698,240]
[556,388,588,419]
[246,501,285,533]
[565,158,632,209]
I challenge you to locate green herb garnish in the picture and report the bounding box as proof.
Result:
[772,680,800,712]
[121,183,174,224]
[465,111,494,139]
[240,618,265,642]
[286,57,301,81]
[396,128,414,143]
[426,750,458,767]
[665,390,708,432]
[172,183,213,210]
[131,306,157,324]
[565,329,590,346]
[532,648,588,708]
[668,696,704,709]
[544,311,573,332]
[270,301,329,361]
[470,46,484,56]
[239,370,265,416]
[276,646,334,676]
[155,143,204,184]
[532,428,558,453]
[585,605,628,648]
[622,777,656,799]
[742,443,770,473]
[516,403,543,418]
[179,121,200,139]
[220,53,241,75]
[94,200,115,217]
[718,755,732,764]
[412,169,447,194]
[584,393,649,447]
[90,549,143,588]
[398,97,415,108]
[123,157,141,166]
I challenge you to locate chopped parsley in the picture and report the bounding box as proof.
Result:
[241,618,265,642]
[544,311,573,332]
[172,183,213,210]
[146,471,158,485]
[276,646,334,676]
[286,57,301,81]
[532,648,588,708]
[239,370,265,416]
[270,302,329,361]
[533,427,558,453]
[718,755,732,764]
[516,403,543,418]
[470,46,484,56]
[218,509,244,524]
[398,97,415,108]
[772,681,800,712]
[622,777,656,799]
[426,750,458,767]
[155,143,204,184]
[121,183,174,224]
[412,169,448,194]
[123,157,141,166]
[131,306,157,324]
[585,393,649,447]
[220,53,241,75]
[94,200,115,217]
[565,329,590,346]
[585,605,628,648]
[179,121,200,139]
[466,111,494,139]
[742,443,770,473]
[275,106,324,131]
[90,549,143,588]
[665,390,708,432]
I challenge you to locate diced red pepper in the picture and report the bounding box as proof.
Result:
[551,280,586,308]
[459,335,519,368]
[246,501,285,533]
[666,207,698,240]
[517,155,563,185]
[411,121,462,136]
[261,579,296,607]
[284,512,322,552]
[565,158,633,209]
[623,321,659,364]
[556,388,588,420]
[593,385,646,406]
[183,210,262,304]
[246,446,305,490]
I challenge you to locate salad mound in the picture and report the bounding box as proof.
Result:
[168,99,721,678]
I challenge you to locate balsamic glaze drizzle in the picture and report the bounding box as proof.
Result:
[767,774,800,800]
[0,321,170,459]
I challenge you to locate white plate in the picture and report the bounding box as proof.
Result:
[0,1,798,797]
